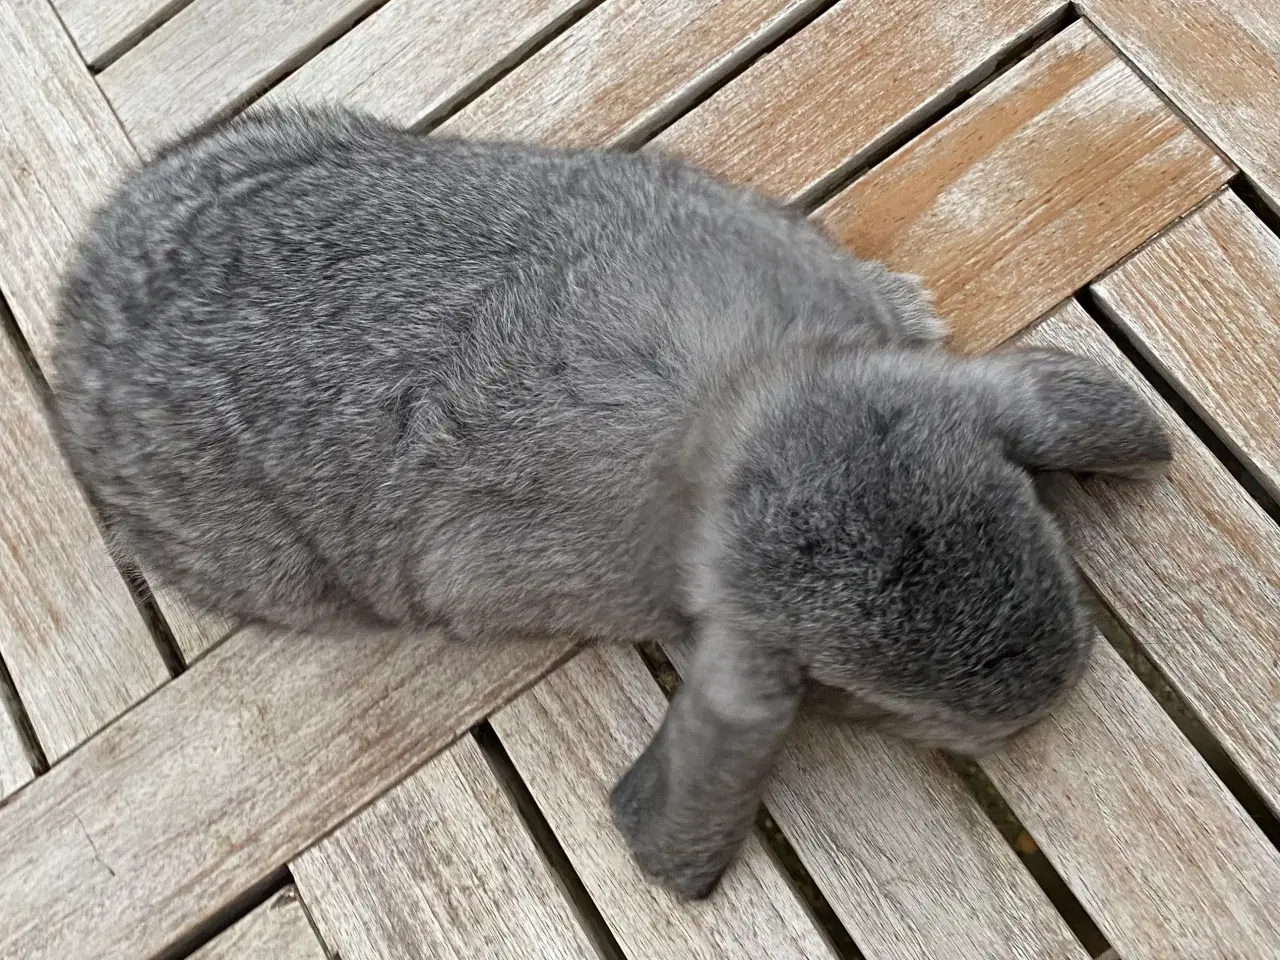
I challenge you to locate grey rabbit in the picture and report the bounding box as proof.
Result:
[51,104,1172,899]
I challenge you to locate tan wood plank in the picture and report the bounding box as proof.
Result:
[1080,0,1280,209]
[0,685,35,801]
[815,20,1232,352]
[267,0,596,128]
[1093,190,1280,500]
[0,623,579,960]
[293,737,601,960]
[655,640,1088,960]
[1015,300,1280,820]
[438,0,831,147]
[652,0,1069,202]
[51,0,190,68]
[98,0,386,153]
[0,326,169,760]
[190,887,328,960]
[491,644,841,960]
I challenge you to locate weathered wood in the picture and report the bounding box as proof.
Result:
[815,20,1232,352]
[0,327,169,760]
[98,0,387,153]
[1080,0,1280,210]
[0,684,35,801]
[438,0,831,147]
[189,887,328,960]
[1016,300,1280,821]
[0,0,228,670]
[51,0,190,68]
[1093,190,1280,500]
[491,644,840,960]
[294,737,601,960]
[267,0,595,128]
[654,640,1088,960]
[652,0,1069,202]
[0,623,580,960]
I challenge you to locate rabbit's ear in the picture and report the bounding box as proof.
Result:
[970,348,1173,477]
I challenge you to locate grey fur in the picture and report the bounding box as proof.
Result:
[51,104,1172,899]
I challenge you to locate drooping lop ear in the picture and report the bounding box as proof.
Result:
[966,348,1173,477]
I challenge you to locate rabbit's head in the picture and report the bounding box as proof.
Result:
[613,344,1171,898]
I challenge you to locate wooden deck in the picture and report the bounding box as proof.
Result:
[1,1,1278,957]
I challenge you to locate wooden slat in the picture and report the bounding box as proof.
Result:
[267,0,595,128]
[652,0,1069,202]
[1080,0,1280,209]
[0,624,580,960]
[491,645,840,960]
[97,0,385,153]
[51,0,189,68]
[437,0,830,147]
[1015,300,1280,820]
[294,737,601,960]
[0,683,35,801]
[0,324,169,760]
[1093,190,1280,500]
[815,20,1232,351]
[190,887,328,960]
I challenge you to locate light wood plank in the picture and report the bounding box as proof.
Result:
[0,623,579,960]
[294,737,601,960]
[1014,300,1280,820]
[652,0,1068,202]
[0,0,230,662]
[492,644,840,960]
[1093,190,1280,500]
[51,0,190,68]
[438,0,830,147]
[0,682,35,801]
[654,640,1088,960]
[190,887,328,960]
[98,0,386,153]
[815,20,1232,352]
[0,324,169,760]
[1080,0,1280,210]
[267,0,595,128]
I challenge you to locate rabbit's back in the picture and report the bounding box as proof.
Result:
[53,106,899,634]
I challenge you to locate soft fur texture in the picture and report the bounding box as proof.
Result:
[52,104,1172,899]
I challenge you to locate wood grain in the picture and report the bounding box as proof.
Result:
[267,0,596,129]
[652,0,1068,202]
[0,684,35,801]
[0,0,227,672]
[0,623,580,960]
[815,20,1233,352]
[189,887,329,960]
[1014,300,1280,820]
[98,0,386,153]
[1080,0,1280,210]
[51,0,191,67]
[1093,190,1280,500]
[438,0,830,147]
[491,644,839,960]
[657,639,1088,960]
[294,737,601,960]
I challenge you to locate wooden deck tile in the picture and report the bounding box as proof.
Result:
[0,688,35,802]
[436,0,831,148]
[978,300,1280,958]
[652,0,1069,202]
[816,20,1232,352]
[1080,0,1280,210]
[1093,190,1280,500]
[190,888,329,960]
[491,645,840,960]
[266,0,596,128]
[655,641,1087,960]
[0,625,579,960]
[50,0,187,68]
[97,0,387,153]
[294,738,601,960]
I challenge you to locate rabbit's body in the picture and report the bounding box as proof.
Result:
[53,105,1172,900]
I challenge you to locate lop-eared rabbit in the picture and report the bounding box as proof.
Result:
[53,105,1171,899]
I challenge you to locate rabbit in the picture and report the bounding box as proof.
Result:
[51,103,1172,900]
